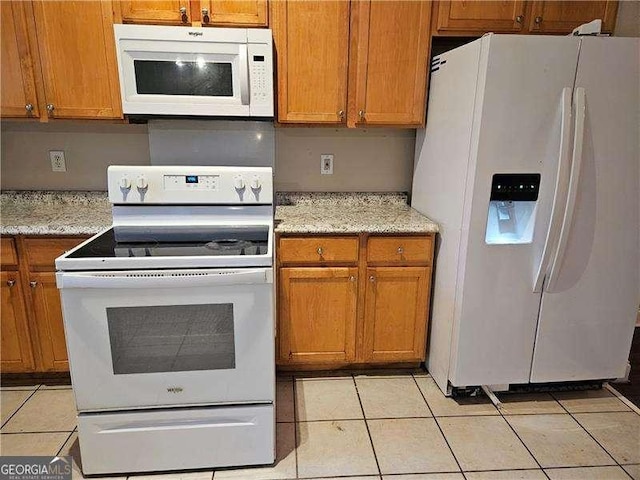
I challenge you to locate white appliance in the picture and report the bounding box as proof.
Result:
[56,166,275,474]
[412,34,639,395]
[114,24,273,117]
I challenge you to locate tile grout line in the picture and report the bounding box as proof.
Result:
[410,374,465,475]
[1,384,42,430]
[549,391,630,477]
[293,377,300,479]
[55,430,76,457]
[352,374,382,477]
[496,396,552,480]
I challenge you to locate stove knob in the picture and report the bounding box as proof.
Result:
[119,176,131,190]
[136,175,148,190]
[234,176,245,190]
[250,176,261,190]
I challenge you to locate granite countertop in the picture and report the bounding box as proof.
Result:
[275,192,438,234]
[1,191,112,236]
[0,191,438,236]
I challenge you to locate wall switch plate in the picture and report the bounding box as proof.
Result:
[49,150,66,172]
[321,154,333,175]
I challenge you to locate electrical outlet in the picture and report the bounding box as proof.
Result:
[49,150,66,172]
[321,154,333,175]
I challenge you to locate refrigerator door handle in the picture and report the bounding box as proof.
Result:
[533,87,573,292]
[546,87,586,291]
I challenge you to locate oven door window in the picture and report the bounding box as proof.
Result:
[106,304,235,374]
[134,60,233,97]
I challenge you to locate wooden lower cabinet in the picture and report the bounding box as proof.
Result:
[362,266,431,363]
[28,272,68,372]
[1,271,35,372]
[279,267,358,364]
[277,233,434,369]
[0,235,88,374]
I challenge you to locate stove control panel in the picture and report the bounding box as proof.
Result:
[108,166,273,204]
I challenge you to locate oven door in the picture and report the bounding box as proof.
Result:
[115,27,250,116]
[57,268,274,412]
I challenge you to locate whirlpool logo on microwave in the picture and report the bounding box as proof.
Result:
[167,387,184,393]
[188,31,203,37]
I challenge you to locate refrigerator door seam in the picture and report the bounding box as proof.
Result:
[533,87,574,293]
[546,87,587,291]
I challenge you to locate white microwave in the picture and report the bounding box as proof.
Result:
[113,24,273,117]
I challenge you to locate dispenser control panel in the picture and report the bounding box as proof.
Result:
[490,174,541,202]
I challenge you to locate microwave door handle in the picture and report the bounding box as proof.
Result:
[57,269,271,289]
[239,45,249,105]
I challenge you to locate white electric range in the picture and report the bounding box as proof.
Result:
[56,165,275,475]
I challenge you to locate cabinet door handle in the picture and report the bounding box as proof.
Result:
[201,8,209,22]
[516,15,524,24]
[358,110,365,121]
[397,246,404,254]
[29,281,37,288]
[369,275,375,283]
[25,103,34,114]
[180,6,188,22]
[338,110,345,120]
[317,246,323,255]
[6,280,15,287]
[349,275,356,282]
[534,16,543,24]
[46,104,54,115]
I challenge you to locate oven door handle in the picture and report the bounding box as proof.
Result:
[57,269,272,289]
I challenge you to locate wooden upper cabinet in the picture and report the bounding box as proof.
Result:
[278,267,358,364]
[434,0,527,35]
[1,271,35,373]
[119,0,191,25]
[528,1,618,34]
[349,1,432,127]
[201,0,267,27]
[31,1,122,119]
[271,1,350,124]
[362,266,431,363]
[0,1,41,118]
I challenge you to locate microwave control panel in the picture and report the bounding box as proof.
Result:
[248,37,274,116]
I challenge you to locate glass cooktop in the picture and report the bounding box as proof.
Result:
[67,226,269,259]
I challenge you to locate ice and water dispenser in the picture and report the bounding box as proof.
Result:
[485,174,540,245]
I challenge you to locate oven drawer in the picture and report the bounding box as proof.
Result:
[78,404,275,475]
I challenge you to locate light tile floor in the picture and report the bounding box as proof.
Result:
[1,374,639,480]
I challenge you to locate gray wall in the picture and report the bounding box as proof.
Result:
[0,121,415,192]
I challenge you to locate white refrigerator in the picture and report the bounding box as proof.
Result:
[411,34,639,394]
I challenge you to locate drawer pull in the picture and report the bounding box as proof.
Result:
[369,275,375,283]
[317,246,323,256]
[397,246,404,254]
[29,281,37,288]
[6,280,15,287]
[349,275,356,282]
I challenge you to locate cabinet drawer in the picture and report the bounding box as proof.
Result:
[279,237,359,264]
[1,238,18,266]
[23,237,88,270]
[367,236,433,264]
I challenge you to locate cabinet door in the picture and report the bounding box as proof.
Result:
[528,1,618,34]
[271,1,350,123]
[32,1,122,119]
[29,272,68,372]
[434,0,527,35]
[119,1,191,25]
[1,272,35,373]
[278,267,358,364]
[1,1,41,118]
[201,0,267,26]
[349,1,432,127]
[362,267,431,363]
